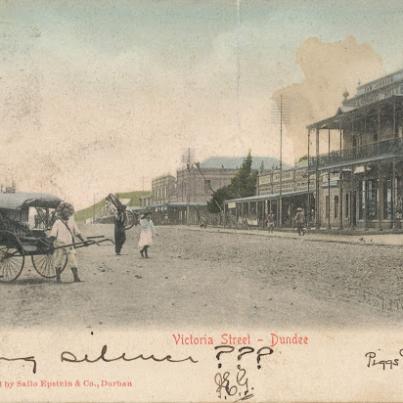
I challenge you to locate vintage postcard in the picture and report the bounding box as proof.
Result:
[0,0,403,401]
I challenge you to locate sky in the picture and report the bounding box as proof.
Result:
[0,0,402,208]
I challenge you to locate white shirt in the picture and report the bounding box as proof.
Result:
[49,217,81,245]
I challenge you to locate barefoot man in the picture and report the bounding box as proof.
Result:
[49,202,87,282]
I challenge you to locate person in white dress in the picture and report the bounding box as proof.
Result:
[138,212,155,258]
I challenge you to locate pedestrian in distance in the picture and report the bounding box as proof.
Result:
[295,207,305,236]
[114,205,127,255]
[138,212,155,258]
[266,211,275,233]
[49,202,87,283]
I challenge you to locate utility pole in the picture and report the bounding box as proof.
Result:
[92,193,96,224]
[279,94,283,228]
[186,147,191,225]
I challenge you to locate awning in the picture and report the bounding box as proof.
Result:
[225,189,313,204]
[0,192,62,210]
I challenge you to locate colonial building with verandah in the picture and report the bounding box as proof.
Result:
[308,69,403,229]
[224,163,314,227]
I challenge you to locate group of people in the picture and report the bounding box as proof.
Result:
[264,207,306,236]
[48,198,155,284]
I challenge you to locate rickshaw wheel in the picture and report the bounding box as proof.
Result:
[124,210,137,230]
[31,243,68,278]
[0,231,25,283]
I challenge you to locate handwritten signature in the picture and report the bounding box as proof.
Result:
[215,365,254,402]
[365,349,403,370]
[61,344,198,365]
[0,355,37,374]
[0,344,198,374]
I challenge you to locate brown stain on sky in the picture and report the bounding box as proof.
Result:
[274,36,384,157]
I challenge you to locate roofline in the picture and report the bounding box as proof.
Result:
[307,95,403,130]
[152,174,176,181]
[357,68,403,91]
[146,202,207,208]
[258,166,307,176]
[177,167,239,172]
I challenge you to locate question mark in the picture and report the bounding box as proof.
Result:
[237,346,255,363]
[214,345,235,368]
[256,346,274,369]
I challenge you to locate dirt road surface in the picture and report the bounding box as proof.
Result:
[1,224,402,329]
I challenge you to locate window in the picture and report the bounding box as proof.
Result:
[250,202,257,216]
[367,179,377,219]
[325,195,330,219]
[359,181,364,220]
[334,196,339,218]
[383,179,392,219]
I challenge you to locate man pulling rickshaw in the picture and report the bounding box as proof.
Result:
[49,202,87,283]
[0,192,114,283]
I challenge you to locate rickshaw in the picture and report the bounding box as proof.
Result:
[105,193,138,230]
[0,192,112,282]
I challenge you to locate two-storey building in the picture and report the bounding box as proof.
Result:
[308,69,403,229]
[176,166,238,204]
[224,163,314,227]
[151,175,176,205]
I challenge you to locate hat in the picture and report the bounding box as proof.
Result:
[57,201,74,213]
[297,207,303,211]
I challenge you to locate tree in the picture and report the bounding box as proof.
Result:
[207,185,233,214]
[207,151,258,213]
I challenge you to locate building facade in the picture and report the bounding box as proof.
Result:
[151,175,176,205]
[176,166,238,204]
[139,194,152,208]
[224,165,313,227]
[308,68,403,229]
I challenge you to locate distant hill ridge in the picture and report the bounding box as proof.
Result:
[75,190,150,223]
[76,157,288,222]
[199,156,290,170]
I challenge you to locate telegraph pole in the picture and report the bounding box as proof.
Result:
[279,95,283,227]
[186,148,191,225]
[92,193,96,224]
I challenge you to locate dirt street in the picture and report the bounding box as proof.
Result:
[1,224,403,329]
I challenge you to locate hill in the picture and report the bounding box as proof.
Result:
[75,191,150,223]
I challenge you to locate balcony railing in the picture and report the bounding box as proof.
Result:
[309,137,403,169]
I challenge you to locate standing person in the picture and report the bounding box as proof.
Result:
[295,207,305,236]
[49,202,87,283]
[138,212,155,258]
[114,205,127,255]
[266,211,275,233]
